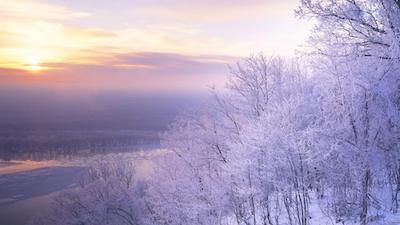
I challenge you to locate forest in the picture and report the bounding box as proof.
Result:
[33,0,400,225]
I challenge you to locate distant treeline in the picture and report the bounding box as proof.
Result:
[0,129,161,160]
[0,91,203,160]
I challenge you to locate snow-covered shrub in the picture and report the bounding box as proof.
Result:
[32,156,149,225]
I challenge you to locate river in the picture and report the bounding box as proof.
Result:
[0,149,160,225]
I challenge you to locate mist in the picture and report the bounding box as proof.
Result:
[0,84,204,160]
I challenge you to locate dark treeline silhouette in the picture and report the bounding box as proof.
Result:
[0,90,202,160]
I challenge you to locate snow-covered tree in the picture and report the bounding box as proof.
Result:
[297,0,400,224]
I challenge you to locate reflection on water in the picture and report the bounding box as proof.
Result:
[0,147,164,175]
[0,160,71,175]
[0,165,86,225]
[0,192,56,225]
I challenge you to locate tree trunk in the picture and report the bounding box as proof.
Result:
[360,169,370,225]
[283,193,293,225]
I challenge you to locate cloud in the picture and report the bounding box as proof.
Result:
[132,0,298,22]
[0,0,311,75]
[0,0,234,71]
[0,52,235,92]
[0,0,90,21]
[41,52,235,79]
[108,52,235,74]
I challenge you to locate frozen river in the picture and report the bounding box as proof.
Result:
[0,150,160,225]
[0,166,85,225]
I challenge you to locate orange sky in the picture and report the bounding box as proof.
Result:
[0,0,312,92]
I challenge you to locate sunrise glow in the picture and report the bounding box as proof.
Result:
[0,0,311,82]
[26,55,41,72]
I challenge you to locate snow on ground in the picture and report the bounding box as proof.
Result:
[307,197,400,225]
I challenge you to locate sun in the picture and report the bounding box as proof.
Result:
[26,56,42,72]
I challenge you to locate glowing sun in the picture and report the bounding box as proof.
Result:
[26,56,42,72]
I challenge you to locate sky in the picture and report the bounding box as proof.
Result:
[0,0,312,93]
